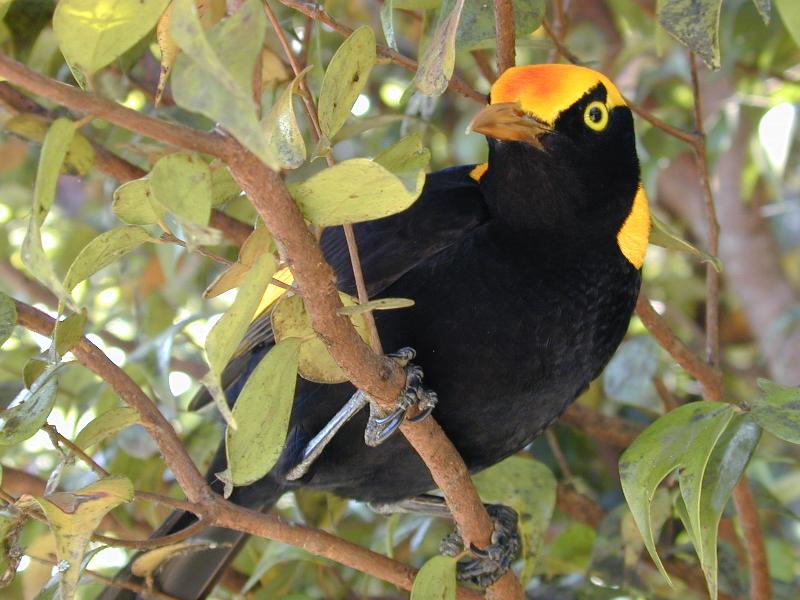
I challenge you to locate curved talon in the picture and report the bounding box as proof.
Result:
[407,404,435,423]
[468,542,492,559]
[370,407,406,445]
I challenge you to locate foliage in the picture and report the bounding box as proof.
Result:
[0,0,798,599]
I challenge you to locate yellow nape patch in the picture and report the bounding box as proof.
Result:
[470,162,488,181]
[490,64,626,126]
[617,186,650,268]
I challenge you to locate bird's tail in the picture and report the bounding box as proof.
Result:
[98,479,285,600]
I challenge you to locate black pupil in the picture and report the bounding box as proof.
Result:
[589,106,602,122]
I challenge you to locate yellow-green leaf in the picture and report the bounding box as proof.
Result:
[74,407,141,449]
[21,118,77,309]
[473,455,556,584]
[112,179,163,225]
[17,477,134,600]
[170,0,274,166]
[63,225,154,293]
[337,297,415,316]
[776,0,800,48]
[261,68,309,170]
[54,311,87,356]
[4,114,95,176]
[272,293,369,384]
[649,213,722,272]
[373,133,431,194]
[318,26,376,140]
[410,555,456,600]
[149,153,212,227]
[413,0,465,96]
[53,0,171,75]
[131,542,217,581]
[291,159,424,226]
[226,338,301,486]
[0,291,16,347]
[204,226,273,299]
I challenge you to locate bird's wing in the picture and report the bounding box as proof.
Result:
[190,165,488,410]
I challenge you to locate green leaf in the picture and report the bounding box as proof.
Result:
[74,406,141,449]
[650,213,722,272]
[63,225,154,293]
[775,0,800,47]
[261,67,309,170]
[291,159,424,226]
[0,362,65,446]
[657,0,723,69]
[619,401,735,584]
[373,133,432,194]
[0,0,10,20]
[225,338,301,486]
[112,179,163,225]
[0,508,23,588]
[413,0,465,96]
[337,297,415,316]
[410,555,456,600]
[542,522,595,577]
[53,311,87,356]
[17,477,134,600]
[210,165,242,206]
[676,414,760,599]
[457,0,546,50]
[21,118,77,309]
[204,226,273,299]
[752,379,800,443]
[170,0,274,166]
[473,455,556,583]
[318,26,376,140]
[0,291,16,347]
[4,114,95,176]
[751,0,771,24]
[53,0,170,77]
[149,153,212,227]
[206,252,277,378]
[272,293,369,384]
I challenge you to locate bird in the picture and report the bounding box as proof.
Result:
[101,63,649,599]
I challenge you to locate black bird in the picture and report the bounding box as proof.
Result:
[101,63,650,598]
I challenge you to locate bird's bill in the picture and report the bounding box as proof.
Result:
[467,102,551,148]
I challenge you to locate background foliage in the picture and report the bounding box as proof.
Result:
[0,0,799,599]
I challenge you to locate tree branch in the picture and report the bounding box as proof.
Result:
[494,0,516,74]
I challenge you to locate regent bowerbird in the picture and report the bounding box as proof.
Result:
[101,62,650,599]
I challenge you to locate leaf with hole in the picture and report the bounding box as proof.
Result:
[619,401,735,584]
[226,338,301,486]
[16,477,134,600]
[318,25,376,140]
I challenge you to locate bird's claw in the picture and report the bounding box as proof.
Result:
[439,504,521,588]
[364,348,438,447]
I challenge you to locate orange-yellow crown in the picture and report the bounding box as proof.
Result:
[490,64,626,126]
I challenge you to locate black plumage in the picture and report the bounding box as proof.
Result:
[101,65,645,599]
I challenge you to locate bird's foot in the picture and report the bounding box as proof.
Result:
[364,347,438,447]
[439,504,521,588]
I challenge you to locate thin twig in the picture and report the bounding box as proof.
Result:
[27,554,180,600]
[93,519,208,550]
[159,233,234,266]
[470,49,497,83]
[44,424,110,478]
[279,0,484,103]
[545,430,573,480]
[494,0,516,74]
[731,479,771,600]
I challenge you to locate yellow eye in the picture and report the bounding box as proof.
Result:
[583,101,609,131]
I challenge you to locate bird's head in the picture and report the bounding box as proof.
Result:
[469,64,648,268]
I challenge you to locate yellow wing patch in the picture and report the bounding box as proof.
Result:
[617,185,650,268]
[470,162,488,181]
[490,64,626,127]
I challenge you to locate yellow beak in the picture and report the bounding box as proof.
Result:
[466,102,551,149]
